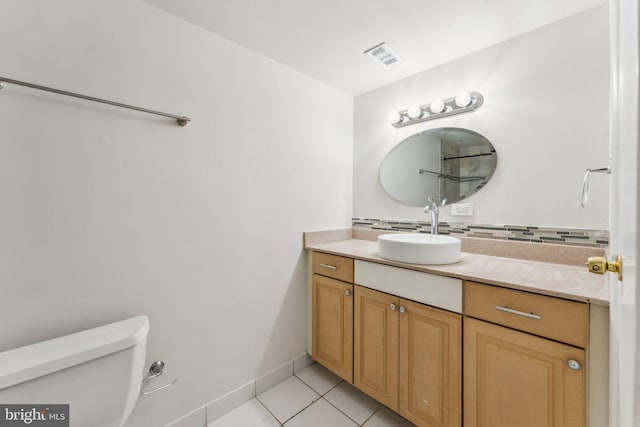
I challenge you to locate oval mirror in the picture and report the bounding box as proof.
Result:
[379,127,497,206]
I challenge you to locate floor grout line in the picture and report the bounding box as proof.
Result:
[278,397,320,425]
[293,366,344,397]
[257,375,322,425]
[320,393,380,426]
[360,405,382,426]
[254,396,283,426]
[240,365,413,427]
[322,379,345,396]
[288,367,378,426]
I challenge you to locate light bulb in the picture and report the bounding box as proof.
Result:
[429,100,445,114]
[407,106,423,119]
[455,92,472,108]
[388,111,403,124]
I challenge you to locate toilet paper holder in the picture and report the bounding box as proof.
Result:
[140,360,178,395]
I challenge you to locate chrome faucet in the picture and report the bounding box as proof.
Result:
[424,196,439,235]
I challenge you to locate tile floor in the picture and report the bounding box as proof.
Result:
[208,363,415,427]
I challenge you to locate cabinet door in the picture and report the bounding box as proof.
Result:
[464,317,585,427]
[312,274,353,382]
[354,285,399,410]
[400,300,461,427]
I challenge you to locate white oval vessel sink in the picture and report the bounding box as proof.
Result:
[377,233,461,265]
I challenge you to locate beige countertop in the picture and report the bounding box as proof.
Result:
[305,236,609,306]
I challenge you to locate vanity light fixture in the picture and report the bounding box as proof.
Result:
[389,111,403,124]
[389,91,484,128]
[429,99,446,114]
[454,92,472,108]
[407,106,423,119]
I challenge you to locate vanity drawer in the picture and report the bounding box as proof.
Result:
[464,281,587,348]
[312,252,354,283]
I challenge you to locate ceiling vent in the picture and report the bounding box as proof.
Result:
[364,42,401,66]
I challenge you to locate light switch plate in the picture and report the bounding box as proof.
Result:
[451,202,473,216]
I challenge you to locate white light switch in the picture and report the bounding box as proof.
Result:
[451,202,473,216]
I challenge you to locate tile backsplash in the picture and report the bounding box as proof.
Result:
[353,218,609,248]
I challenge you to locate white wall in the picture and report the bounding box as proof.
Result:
[0,1,352,425]
[354,5,609,229]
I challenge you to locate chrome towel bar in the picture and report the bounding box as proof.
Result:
[0,76,191,126]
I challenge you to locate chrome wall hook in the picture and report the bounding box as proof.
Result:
[140,360,178,395]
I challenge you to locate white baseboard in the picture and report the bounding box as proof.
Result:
[164,352,311,427]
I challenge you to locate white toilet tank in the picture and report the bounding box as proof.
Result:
[0,315,149,427]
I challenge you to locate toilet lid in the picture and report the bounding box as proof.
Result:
[0,315,149,389]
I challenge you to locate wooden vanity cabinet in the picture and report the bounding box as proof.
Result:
[354,285,462,427]
[311,253,354,382]
[309,250,607,427]
[400,299,462,427]
[463,281,587,427]
[354,285,399,409]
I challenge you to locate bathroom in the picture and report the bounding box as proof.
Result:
[0,0,637,426]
